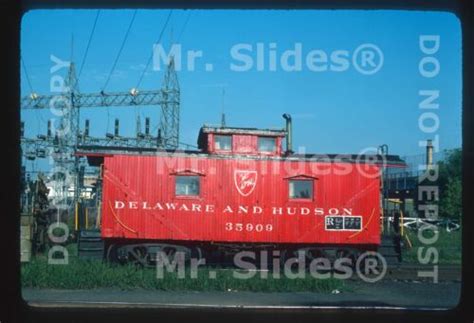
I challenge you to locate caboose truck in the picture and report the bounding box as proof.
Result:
[77,114,406,268]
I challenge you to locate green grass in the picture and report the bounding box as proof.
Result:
[22,254,345,293]
[23,228,460,292]
[402,228,461,265]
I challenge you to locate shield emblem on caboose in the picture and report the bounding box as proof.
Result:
[234,170,258,197]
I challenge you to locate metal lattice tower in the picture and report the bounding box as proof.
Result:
[45,61,81,208]
[21,59,180,205]
[66,62,81,202]
[160,57,180,149]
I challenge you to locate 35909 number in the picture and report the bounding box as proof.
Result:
[225,223,273,232]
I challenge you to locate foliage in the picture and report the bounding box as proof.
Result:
[403,229,461,264]
[437,149,462,219]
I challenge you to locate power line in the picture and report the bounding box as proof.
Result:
[78,10,101,82]
[102,10,138,91]
[21,57,34,94]
[177,11,192,43]
[135,10,173,89]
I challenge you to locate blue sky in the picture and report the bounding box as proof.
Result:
[21,9,462,165]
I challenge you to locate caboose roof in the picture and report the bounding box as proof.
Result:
[199,125,286,136]
[197,125,286,150]
[76,146,407,168]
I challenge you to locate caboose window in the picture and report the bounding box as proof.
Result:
[175,176,200,196]
[289,180,313,199]
[214,135,232,151]
[258,137,276,152]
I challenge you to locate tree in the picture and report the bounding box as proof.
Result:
[437,149,462,219]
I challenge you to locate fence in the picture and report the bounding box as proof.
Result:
[383,216,460,233]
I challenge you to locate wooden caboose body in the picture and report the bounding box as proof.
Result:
[80,123,405,262]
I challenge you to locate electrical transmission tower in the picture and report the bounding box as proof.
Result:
[160,57,180,149]
[21,58,180,206]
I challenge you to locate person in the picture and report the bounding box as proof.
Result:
[393,210,400,234]
[392,210,402,262]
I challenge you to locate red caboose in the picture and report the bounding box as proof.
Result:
[80,115,405,265]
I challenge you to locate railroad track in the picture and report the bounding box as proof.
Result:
[382,264,461,282]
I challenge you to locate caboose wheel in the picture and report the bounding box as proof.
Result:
[191,246,203,261]
[335,249,357,263]
[128,245,149,267]
[147,243,195,267]
[334,249,356,273]
[105,244,121,264]
[306,248,331,273]
[306,248,326,262]
[282,247,327,271]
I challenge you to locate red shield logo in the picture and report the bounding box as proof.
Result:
[234,170,257,197]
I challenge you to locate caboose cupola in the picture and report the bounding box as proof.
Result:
[197,125,286,156]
